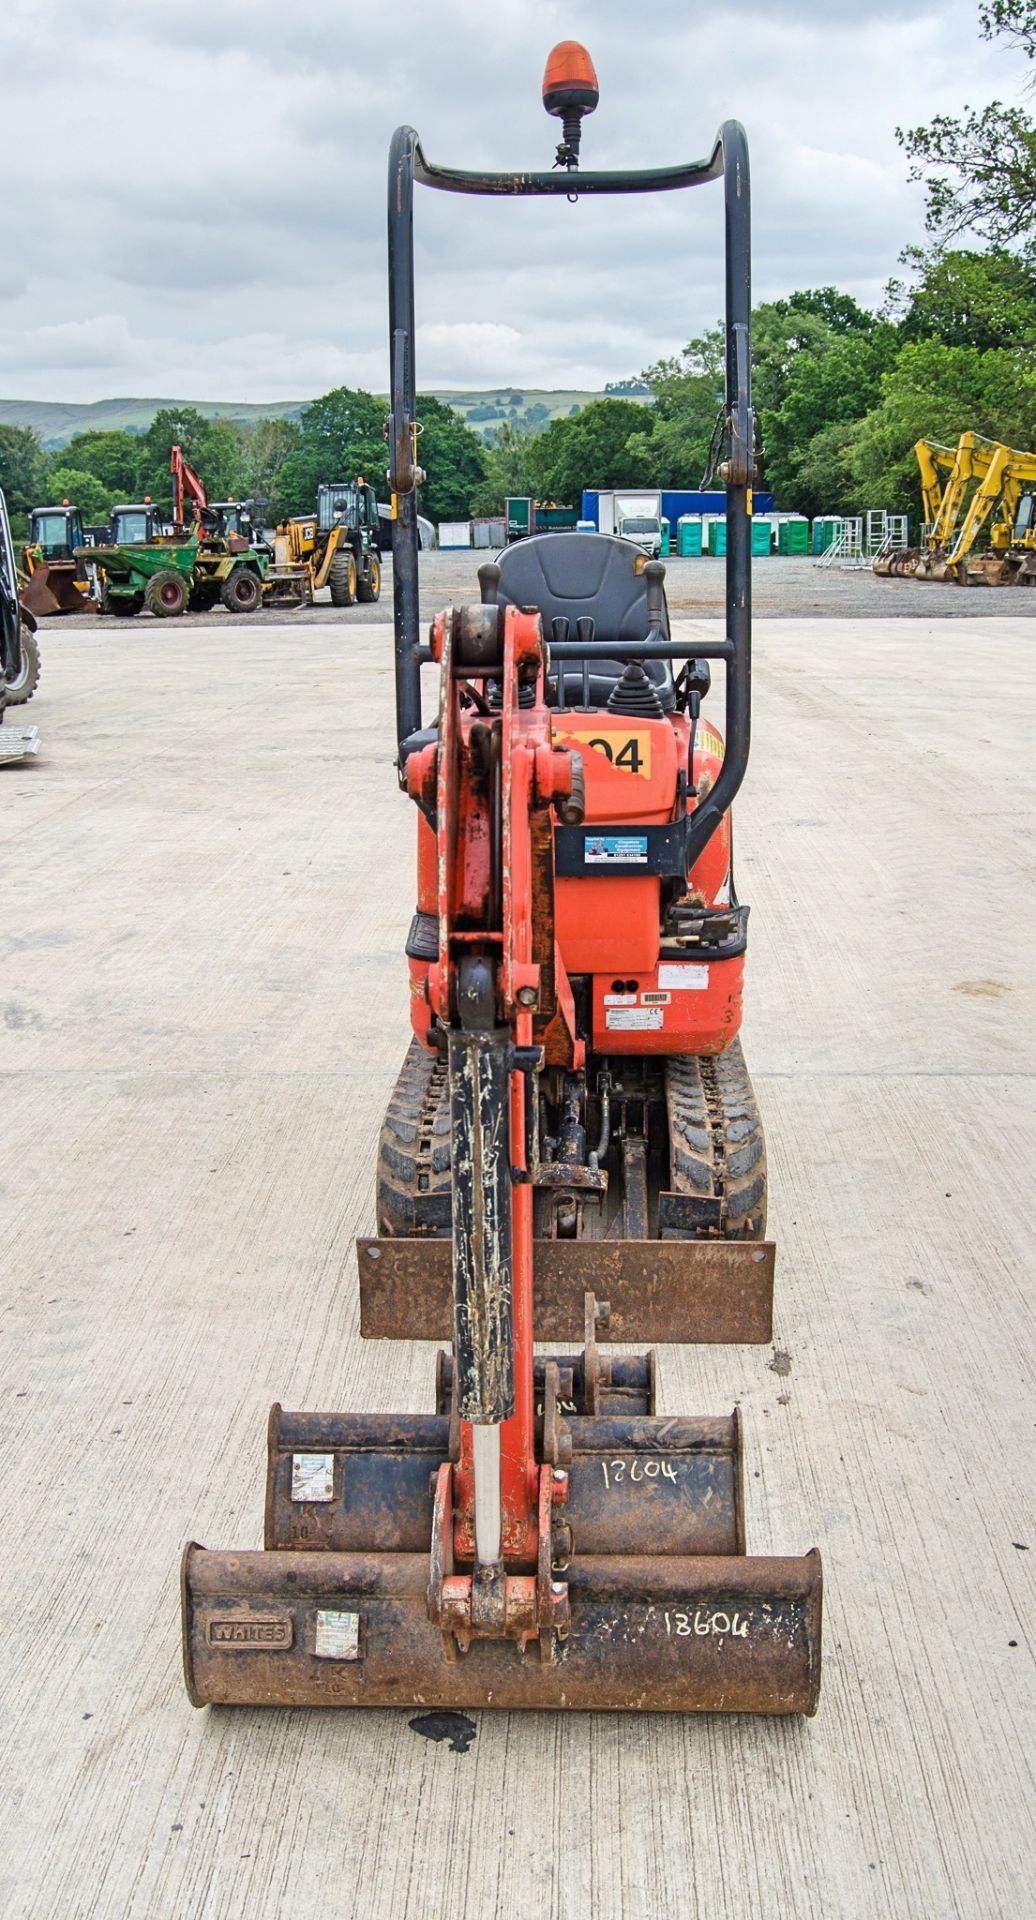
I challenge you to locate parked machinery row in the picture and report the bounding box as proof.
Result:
[874,430,1036,585]
[19,455,382,620]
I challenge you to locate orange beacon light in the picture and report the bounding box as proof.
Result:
[542,41,599,168]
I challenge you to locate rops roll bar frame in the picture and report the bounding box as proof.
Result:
[387,121,754,872]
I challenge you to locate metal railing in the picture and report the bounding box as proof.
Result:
[387,118,756,877]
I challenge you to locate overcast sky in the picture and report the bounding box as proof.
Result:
[0,0,1024,403]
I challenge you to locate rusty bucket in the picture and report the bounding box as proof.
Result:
[182,1327,822,1715]
[183,1542,821,1714]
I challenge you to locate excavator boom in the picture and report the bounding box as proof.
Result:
[170,444,208,530]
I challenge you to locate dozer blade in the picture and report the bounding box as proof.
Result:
[183,1544,821,1714]
[357,1236,774,1344]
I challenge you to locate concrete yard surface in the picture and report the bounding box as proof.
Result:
[1,614,1033,1919]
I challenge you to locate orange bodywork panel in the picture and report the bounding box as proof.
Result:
[551,712,679,975]
[591,954,743,1056]
[409,702,742,1057]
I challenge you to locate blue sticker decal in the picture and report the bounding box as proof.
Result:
[584,835,649,865]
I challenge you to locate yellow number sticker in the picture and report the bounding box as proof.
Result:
[558,729,653,780]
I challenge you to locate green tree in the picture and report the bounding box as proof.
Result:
[59,430,145,499]
[760,327,900,514]
[43,466,113,524]
[533,398,652,500]
[238,416,302,520]
[898,1,1036,246]
[627,336,722,487]
[751,289,878,415]
[471,421,540,515]
[889,246,1036,350]
[414,395,487,521]
[610,286,903,510]
[0,424,46,526]
[141,406,248,512]
[275,387,386,515]
[847,338,1036,515]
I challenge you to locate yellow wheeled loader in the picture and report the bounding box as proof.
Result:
[20,502,95,616]
[270,481,382,608]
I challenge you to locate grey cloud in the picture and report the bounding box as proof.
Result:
[0,0,1019,402]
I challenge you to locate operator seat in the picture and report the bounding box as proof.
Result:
[482,532,677,710]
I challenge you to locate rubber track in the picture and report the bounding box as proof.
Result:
[665,1037,767,1238]
[376,1037,452,1236]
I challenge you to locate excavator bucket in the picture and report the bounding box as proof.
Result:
[20,562,88,617]
[183,1542,821,1714]
[183,1368,821,1713]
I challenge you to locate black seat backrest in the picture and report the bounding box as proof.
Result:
[490,532,674,709]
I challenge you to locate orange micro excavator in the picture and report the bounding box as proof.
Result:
[181,42,822,1716]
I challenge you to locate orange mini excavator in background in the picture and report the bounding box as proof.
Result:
[182,45,822,1716]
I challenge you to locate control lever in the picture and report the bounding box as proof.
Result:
[551,616,571,706]
[576,617,594,707]
[644,559,665,633]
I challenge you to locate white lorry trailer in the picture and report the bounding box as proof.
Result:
[595,488,663,555]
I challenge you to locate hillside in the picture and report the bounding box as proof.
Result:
[0,396,307,446]
[0,388,652,449]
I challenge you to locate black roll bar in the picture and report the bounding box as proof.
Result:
[387,120,754,873]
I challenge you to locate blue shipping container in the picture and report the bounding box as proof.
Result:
[581,488,775,528]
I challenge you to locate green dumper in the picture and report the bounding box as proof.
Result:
[79,536,270,618]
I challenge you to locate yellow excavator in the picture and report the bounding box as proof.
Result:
[875,432,1036,585]
[943,441,1036,585]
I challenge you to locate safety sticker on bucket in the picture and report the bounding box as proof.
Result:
[606,1006,664,1030]
[314,1611,361,1660]
[292,1453,335,1502]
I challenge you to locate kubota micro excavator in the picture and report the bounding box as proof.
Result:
[182,44,822,1716]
